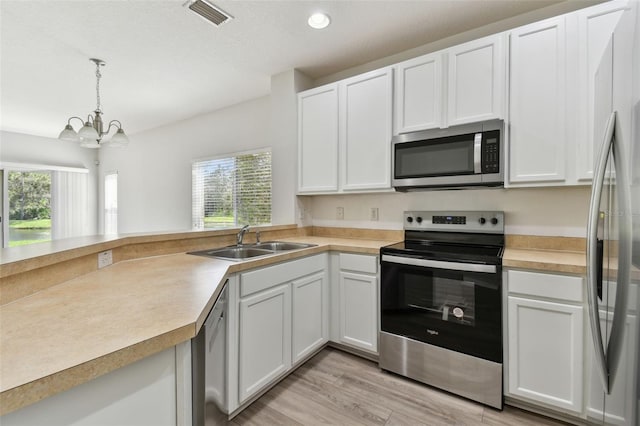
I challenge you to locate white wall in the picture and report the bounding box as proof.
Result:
[98,70,313,235]
[98,96,272,234]
[314,0,602,86]
[0,130,99,235]
[270,69,313,228]
[309,186,591,237]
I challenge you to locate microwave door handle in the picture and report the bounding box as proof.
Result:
[474,133,482,173]
[586,111,616,394]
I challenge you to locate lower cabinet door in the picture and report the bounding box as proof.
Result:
[238,284,291,404]
[507,296,583,412]
[292,271,328,364]
[339,271,378,353]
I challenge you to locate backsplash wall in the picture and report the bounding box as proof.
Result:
[306,186,591,237]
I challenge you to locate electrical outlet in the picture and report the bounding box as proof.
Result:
[370,207,379,221]
[336,206,344,220]
[98,250,113,269]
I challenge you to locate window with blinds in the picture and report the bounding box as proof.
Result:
[192,149,272,229]
[104,173,118,235]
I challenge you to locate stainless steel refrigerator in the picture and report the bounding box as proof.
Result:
[586,1,640,425]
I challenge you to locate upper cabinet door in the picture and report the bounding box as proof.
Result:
[509,17,567,184]
[447,34,505,126]
[339,68,393,191]
[575,1,627,181]
[394,52,443,134]
[297,84,339,193]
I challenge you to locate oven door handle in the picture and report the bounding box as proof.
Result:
[381,254,497,273]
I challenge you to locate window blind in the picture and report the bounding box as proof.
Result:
[51,170,89,240]
[192,149,272,229]
[104,173,118,235]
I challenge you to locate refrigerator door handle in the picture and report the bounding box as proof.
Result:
[605,110,633,392]
[587,111,616,394]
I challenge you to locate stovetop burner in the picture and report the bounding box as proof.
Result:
[382,240,504,265]
[381,210,505,265]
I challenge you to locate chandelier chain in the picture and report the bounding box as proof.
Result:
[95,61,102,112]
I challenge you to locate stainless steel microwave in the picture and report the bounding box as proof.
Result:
[392,120,504,191]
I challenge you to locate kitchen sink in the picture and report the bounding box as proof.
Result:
[188,241,316,261]
[251,241,316,251]
[190,247,274,260]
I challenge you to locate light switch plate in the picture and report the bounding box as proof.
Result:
[98,250,113,269]
[370,207,379,221]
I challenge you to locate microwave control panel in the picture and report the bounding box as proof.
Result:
[482,131,500,174]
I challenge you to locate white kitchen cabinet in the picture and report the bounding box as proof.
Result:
[447,34,506,126]
[297,84,339,193]
[393,34,504,134]
[297,68,392,194]
[508,1,628,187]
[575,1,627,181]
[339,68,393,191]
[330,253,379,354]
[292,271,328,364]
[394,52,444,133]
[339,271,378,352]
[508,16,569,185]
[505,269,584,413]
[236,254,328,405]
[238,283,291,404]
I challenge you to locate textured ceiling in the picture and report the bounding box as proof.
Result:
[1,0,579,139]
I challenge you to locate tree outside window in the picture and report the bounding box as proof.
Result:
[192,149,272,228]
[8,171,51,246]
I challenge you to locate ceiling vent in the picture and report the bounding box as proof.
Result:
[184,0,233,26]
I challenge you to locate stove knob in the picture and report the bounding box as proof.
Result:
[491,217,499,225]
[406,216,413,223]
[479,217,486,225]
[416,216,423,224]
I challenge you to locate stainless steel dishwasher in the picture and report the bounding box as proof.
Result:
[192,282,228,426]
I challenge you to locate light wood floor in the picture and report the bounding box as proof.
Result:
[232,347,568,426]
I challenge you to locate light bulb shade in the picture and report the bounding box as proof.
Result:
[58,124,80,142]
[107,128,129,147]
[80,138,101,148]
[78,122,99,141]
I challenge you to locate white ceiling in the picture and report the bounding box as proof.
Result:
[1,0,577,139]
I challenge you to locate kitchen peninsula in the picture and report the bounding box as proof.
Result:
[0,224,586,422]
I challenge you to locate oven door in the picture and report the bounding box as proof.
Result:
[380,254,502,363]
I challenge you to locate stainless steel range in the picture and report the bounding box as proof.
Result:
[379,210,504,409]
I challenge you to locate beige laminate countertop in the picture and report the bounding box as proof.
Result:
[503,248,586,275]
[0,237,384,415]
[0,235,588,416]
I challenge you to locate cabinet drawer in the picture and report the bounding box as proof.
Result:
[507,269,583,303]
[339,253,377,274]
[240,254,326,297]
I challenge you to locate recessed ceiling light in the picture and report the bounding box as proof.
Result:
[308,12,331,29]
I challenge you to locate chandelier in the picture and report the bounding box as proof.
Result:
[58,58,129,148]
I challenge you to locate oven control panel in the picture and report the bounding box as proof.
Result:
[404,211,504,233]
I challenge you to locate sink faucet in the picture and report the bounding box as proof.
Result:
[236,225,250,245]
